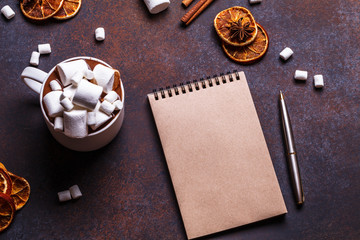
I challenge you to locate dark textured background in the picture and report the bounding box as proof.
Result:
[0,0,359,239]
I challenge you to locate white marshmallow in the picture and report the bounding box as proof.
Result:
[100,100,115,116]
[87,112,96,126]
[63,110,88,138]
[30,51,40,66]
[54,117,64,132]
[73,79,103,110]
[62,84,77,101]
[104,91,118,103]
[49,80,62,91]
[113,100,123,110]
[90,101,112,130]
[58,190,72,202]
[57,60,88,86]
[95,27,105,41]
[69,185,82,199]
[43,91,64,117]
[143,0,170,14]
[249,0,262,4]
[1,5,15,19]
[60,97,74,111]
[314,74,324,88]
[93,64,115,93]
[294,70,308,81]
[280,47,293,61]
[38,43,51,54]
[84,69,94,80]
[70,71,83,86]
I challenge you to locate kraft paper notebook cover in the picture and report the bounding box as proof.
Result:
[148,71,287,239]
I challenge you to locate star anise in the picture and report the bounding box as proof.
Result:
[228,17,255,42]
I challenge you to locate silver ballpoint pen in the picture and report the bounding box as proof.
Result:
[279,91,305,205]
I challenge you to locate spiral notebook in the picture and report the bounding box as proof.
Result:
[148,71,287,239]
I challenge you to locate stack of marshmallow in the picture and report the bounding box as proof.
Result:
[43,59,123,138]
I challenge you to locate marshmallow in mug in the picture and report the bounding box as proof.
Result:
[114,100,123,111]
[113,100,123,110]
[43,91,64,118]
[89,101,112,130]
[104,91,118,103]
[143,0,170,14]
[63,110,88,138]
[72,79,103,110]
[100,100,115,116]
[93,64,117,93]
[54,117,64,132]
[49,80,62,91]
[56,60,89,86]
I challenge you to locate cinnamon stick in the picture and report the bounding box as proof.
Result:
[182,0,195,8]
[185,0,215,25]
[181,0,208,24]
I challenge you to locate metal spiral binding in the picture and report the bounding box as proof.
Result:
[153,71,239,100]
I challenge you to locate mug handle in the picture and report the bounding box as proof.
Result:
[21,67,48,95]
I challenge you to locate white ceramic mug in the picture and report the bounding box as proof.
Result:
[21,56,125,152]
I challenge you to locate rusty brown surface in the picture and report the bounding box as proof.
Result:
[0,0,359,239]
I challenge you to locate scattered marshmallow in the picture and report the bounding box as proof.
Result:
[60,97,74,111]
[280,47,293,61]
[104,91,118,103]
[63,110,88,138]
[38,43,51,54]
[143,0,170,14]
[30,51,40,66]
[113,100,123,110]
[84,69,94,80]
[1,5,15,19]
[54,117,64,132]
[43,91,64,117]
[314,74,324,88]
[73,79,103,110]
[49,80,62,91]
[58,190,71,202]
[57,60,88,86]
[294,70,308,81]
[87,112,96,126]
[69,185,82,199]
[100,100,115,116]
[95,27,105,41]
[93,64,115,93]
[70,71,83,86]
[249,0,262,4]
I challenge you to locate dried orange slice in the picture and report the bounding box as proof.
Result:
[20,0,65,21]
[214,6,258,47]
[7,172,30,211]
[0,169,12,196]
[222,23,269,64]
[0,192,15,232]
[53,0,82,20]
[0,162,7,172]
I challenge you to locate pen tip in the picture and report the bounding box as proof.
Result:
[279,90,284,100]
